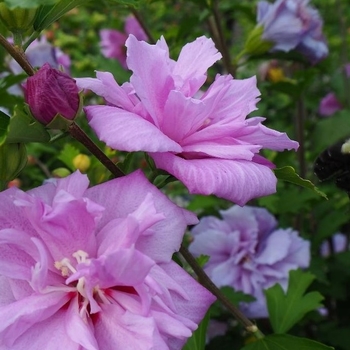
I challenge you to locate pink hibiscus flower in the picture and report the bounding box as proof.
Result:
[0,170,214,349]
[76,35,298,206]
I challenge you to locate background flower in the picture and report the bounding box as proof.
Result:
[255,0,328,63]
[9,36,71,75]
[0,170,214,349]
[318,92,342,117]
[76,35,298,205]
[189,205,310,318]
[100,15,148,68]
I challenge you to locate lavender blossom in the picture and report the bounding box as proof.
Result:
[189,205,310,318]
[318,92,342,117]
[253,0,328,63]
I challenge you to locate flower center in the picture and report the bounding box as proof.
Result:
[54,250,107,318]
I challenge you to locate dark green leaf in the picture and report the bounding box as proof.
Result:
[3,0,57,9]
[0,110,10,145]
[241,334,334,350]
[182,311,210,350]
[34,0,92,31]
[265,269,324,334]
[310,110,350,155]
[274,166,327,199]
[6,105,50,143]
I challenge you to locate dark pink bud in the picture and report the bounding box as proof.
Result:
[24,63,79,125]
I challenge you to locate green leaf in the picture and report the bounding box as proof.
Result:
[274,166,327,199]
[220,286,255,306]
[265,269,324,334]
[104,0,145,6]
[310,110,350,155]
[34,0,92,31]
[241,334,334,350]
[182,311,210,350]
[3,0,57,9]
[57,143,80,171]
[196,254,210,268]
[6,105,50,143]
[0,111,10,146]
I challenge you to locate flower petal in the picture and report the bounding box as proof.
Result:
[0,292,70,347]
[126,34,175,127]
[85,105,182,153]
[173,36,222,96]
[86,170,198,262]
[151,153,277,205]
[94,304,166,350]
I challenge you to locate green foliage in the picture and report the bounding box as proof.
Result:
[182,311,210,350]
[241,334,334,350]
[265,270,324,334]
[0,110,9,145]
[210,286,255,318]
[0,142,27,182]
[274,166,327,199]
[2,0,56,9]
[6,105,50,143]
[34,0,92,31]
[57,143,80,171]
[196,254,210,268]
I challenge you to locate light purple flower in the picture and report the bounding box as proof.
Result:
[9,36,71,75]
[100,15,148,68]
[257,0,328,63]
[0,170,215,349]
[320,233,348,257]
[318,92,342,117]
[76,35,298,205]
[189,205,310,318]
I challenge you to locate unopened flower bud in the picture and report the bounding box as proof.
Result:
[52,167,71,178]
[0,4,37,34]
[24,63,79,125]
[73,154,91,172]
[0,143,27,182]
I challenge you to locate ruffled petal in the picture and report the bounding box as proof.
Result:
[86,170,198,262]
[7,309,80,350]
[0,292,70,347]
[173,36,222,96]
[86,105,182,153]
[151,153,277,205]
[76,71,136,111]
[94,304,166,350]
[126,35,175,127]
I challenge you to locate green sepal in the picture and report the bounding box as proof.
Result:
[0,111,10,146]
[0,142,27,182]
[244,25,274,56]
[6,105,50,143]
[0,3,37,34]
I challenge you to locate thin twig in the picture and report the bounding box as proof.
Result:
[179,244,264,339]
[68,122,125,178]
[130,8,155,44]
[0,34,35,76]
[209,0,234,75]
